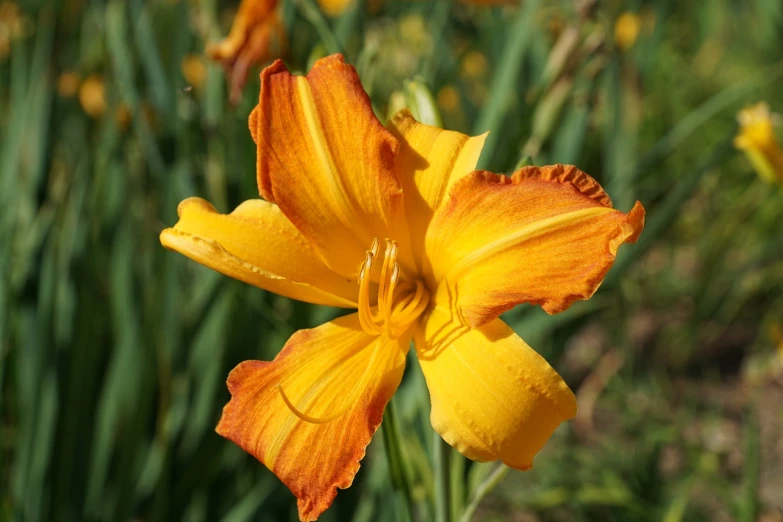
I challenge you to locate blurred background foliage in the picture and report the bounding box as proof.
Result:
[1,0,783,521]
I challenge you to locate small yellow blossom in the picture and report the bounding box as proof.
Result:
[437,85,460,113]
[734,102,783,185]
[79,75,107,119]
[57,72,81,98]
[614,12,641,50]
[0,1,25,60]
[398,14,431,54]
[317,0,353,16]
[181,54,207,91]
[461,50,489,79]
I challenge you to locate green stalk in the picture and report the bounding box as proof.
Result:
[292,0,345,56]
[434,433,452,522]
[473,0,542,170]
[382,399,417,522]
[459,464,509,522]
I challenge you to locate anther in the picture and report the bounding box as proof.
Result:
[359,251,373,284]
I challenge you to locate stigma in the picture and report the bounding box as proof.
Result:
[357,238,429,338]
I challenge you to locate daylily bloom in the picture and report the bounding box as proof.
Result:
[207,0,285,104]
[160,55,645,521]
[734,102,783,185]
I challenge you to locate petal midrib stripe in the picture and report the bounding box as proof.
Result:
[444,206,611,280]
[295,77,357,225]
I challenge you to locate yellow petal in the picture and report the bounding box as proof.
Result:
[387,109,487,274]
[160,197,357,307]
[427,165,645,327]
[415,307,576,469]
[217,313,409,522]
[251,56,413,277]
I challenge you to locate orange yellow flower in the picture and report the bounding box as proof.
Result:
[207,0,285,104]
[160,55,645,522]
[734,102,783,185]
[318,0,353,16]
[0,1,26,60]
[437,85,460,113]
[181,53,207,91]
[57,71,81,98]
[79,74,106,118]
[614,11,641,50]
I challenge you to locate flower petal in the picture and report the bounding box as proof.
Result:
[160,197,357,307]
[217,313,408,522]
[387,109,487,274]
[427,165,645,327]
[206,0,284,103]
[415,307,576,470]
[251,55,412,276]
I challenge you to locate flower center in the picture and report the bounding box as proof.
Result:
[275,239,428,426]
[357,238,429,339]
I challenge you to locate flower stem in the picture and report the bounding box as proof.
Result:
[434,433,452,522]
[382,399,417,522]
[458,464,509,522]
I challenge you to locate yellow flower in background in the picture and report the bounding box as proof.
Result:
[160,55,645,521]
[461,50,489,79]
[79,74,106,119]
[734,102,783,185]
[0,1,25,60]
[317,0,354,17]
[207,0,285,104]
[57,71,81,98]
[181,53,207,91]
[614,11,641,50]
[437,84,460,112]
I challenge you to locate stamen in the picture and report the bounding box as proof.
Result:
[383,262,400,336]
[377,240,397,319]
[358,249,381,335]
[356,238,428,338]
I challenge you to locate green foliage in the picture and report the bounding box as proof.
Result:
[1,0,782,521]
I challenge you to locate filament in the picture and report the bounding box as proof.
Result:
[356,238,428,338]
